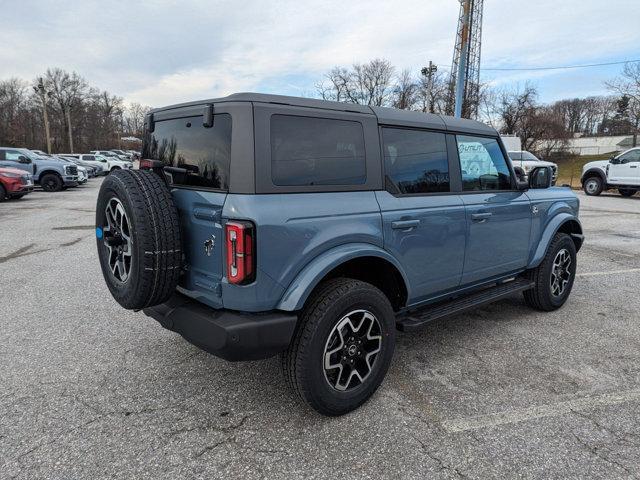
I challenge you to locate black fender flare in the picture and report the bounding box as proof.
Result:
[580,168,606,186]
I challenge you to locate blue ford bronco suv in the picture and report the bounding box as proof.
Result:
[96,93,583,415]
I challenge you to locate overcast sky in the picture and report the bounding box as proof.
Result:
[1,0,638,108]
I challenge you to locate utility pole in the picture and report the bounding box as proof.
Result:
[33,78,52,154]
[421,61,438,113]
[66,108,74,153]
[454,0,471,118]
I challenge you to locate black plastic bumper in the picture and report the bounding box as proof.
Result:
[143,293,298,361]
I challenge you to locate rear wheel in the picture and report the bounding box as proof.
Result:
[524,233,577,311]
[583,176,603,196]
[41,173,63,192]
[281,278,396,416]
[619,188,637,197]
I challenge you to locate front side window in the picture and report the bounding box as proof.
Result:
[2,150,23,161]
[457,135,512,191]
[142,114,232,190]
[382,128,449,194]
[619,149,640,163]
[270,115,366,186]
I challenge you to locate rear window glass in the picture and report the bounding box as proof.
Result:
[382,128,449,194]
[270,115,366,186]
[142,114,232,190]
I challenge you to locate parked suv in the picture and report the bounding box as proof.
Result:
[581,147,640,197]
[508,150,558,185]
[91,150,132,164]
[96,93,583,415]
[0,167,34,201]
[0,147,78,191]
[61,154,108,175]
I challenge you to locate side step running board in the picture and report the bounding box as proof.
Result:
[397,278,535,332]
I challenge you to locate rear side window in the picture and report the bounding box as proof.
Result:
[270,115,366,186]
[142,114,232,190]
[382,128,449,194]
[457,135,512,191]
[84,155,95,160]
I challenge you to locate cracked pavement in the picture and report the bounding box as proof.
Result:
[1,181,640,479]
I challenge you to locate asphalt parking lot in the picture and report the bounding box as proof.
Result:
[1,181,640,479]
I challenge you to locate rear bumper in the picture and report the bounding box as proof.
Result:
[143,292,298,361]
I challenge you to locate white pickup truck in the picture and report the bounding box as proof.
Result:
[581,147,640,197]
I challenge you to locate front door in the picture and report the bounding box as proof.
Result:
[0,149,34,174]
[609,149,640,184]
[377,127,466,304]
[455,135,532,285]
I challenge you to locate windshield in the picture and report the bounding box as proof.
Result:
[521,151,540,161]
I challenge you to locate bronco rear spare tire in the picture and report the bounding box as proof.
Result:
[96,169,182,310]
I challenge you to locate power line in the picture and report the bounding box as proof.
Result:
[434,58,639,72]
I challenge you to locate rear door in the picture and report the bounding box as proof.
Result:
[141,103,237,309]
[455,135,531,285]
[376,127,466,303]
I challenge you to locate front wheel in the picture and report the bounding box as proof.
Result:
[0,184,6,201]
[41,173,63,192]
[524,233,577,311]
[281,278,396,416]
[619,188,637,197]
[583,176,603,196]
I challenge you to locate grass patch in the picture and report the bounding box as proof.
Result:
[553,153,612,188]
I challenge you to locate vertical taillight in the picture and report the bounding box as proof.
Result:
[225,221,255,285]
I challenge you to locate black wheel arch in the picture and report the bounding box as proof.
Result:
[580,168,606,186]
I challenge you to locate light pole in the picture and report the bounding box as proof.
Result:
[33,78,52,154]
[421,61,438,113]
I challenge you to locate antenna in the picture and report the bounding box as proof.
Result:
[447,0,484,118]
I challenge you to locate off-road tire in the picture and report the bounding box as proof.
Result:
[619,188,636,197]
[281,278,396,416]
[524,233,577,311]
[0,184,6,201]
[96,169,182,310]
[583,176,603,196]
[41,173,63,192]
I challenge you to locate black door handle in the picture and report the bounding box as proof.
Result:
[471,212,492,222]
[392,219,420,230]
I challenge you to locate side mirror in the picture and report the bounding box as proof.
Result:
[610,157,620,164]
[513,166,528,190]
[529,166,553,189]
[18,155,31,164]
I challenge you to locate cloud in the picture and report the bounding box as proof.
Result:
[1,0,638,106]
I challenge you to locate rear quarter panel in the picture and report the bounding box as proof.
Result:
[221,192,383,311]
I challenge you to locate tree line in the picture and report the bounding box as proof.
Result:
[317,59,640,156]
[0,68,149,154]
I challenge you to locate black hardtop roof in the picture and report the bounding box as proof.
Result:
[150,92,497,136]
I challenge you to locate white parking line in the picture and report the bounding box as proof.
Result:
[442,389,640,433]
[577,268,640,277]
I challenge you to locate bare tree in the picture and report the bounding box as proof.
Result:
[607,63,640,146]
[392,70,418,110]
[317,59,394,106]
[44,68,89,152]
[123,102,150,137]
